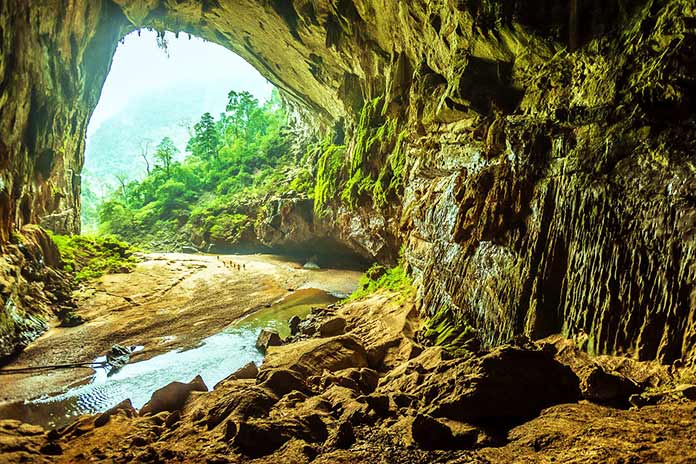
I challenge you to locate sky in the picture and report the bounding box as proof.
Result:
[88,30,274,135]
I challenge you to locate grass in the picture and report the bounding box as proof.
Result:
[49,233,139,282]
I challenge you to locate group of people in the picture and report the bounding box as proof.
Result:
[216,255,246,271]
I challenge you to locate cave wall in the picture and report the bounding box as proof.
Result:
[0,0,695,363]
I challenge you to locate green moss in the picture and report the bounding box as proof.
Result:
[339,97,407,210]
[344,264,412,302]
[421,304,479,356]
[49,233,139,283]
[314,144,347,215]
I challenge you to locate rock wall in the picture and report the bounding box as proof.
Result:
[403,0,696,364]
[0,0,694,363]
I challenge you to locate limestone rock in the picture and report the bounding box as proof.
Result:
[257,368,310,398]
[289,315,301,335]
[319,317,347,337]
[94,399,136,427]
[410,414,478,450]
[263,335,369,378]
[140,375,208,416]
[256,329,283,354]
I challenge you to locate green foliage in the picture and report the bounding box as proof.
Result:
[344,264,412,302]
[154,137,178,175]
[50,233,139,282]
[208,213,250,244]
[97,88,301,249]
[187,112,220,161]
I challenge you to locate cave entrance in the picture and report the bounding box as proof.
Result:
[82,29,277,245]
[81,28,368,270]
[81,30,274,235]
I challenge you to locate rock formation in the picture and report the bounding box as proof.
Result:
[1,291,695,463]
[1,0,695,365]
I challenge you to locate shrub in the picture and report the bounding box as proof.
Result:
[50,233,139,283]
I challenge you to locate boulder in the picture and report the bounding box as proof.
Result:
[379,345,580,427]
[319,317,347,337]
[325,420,355,449]
[582,366,641,404]
[263,335,369,378]
[630,383,696,407]
[410,414,478,450]
[94,399,136,427]
[140,375,208,416]
[428,347,580,424]
[214,362,259,389]
[205,385,278,429]
[227,415,327,457]
[289,315,301,335]
[258,368,310,397]
[105,344,132,370]
[256,329,283,354]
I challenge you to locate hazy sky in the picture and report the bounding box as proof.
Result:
[88,30,274,134]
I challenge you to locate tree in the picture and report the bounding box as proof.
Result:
[226,91,259,139]
[154,137,178,175]
[114,173,129,201]
[139,140,152,175]
[187,112,220,160]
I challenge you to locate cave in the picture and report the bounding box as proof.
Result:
[1,0,696,461]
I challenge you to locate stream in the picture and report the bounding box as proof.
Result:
[0,288,339,429]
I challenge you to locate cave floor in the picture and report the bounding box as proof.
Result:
[0,253,361,404]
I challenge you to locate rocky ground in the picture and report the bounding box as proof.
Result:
[0,253,361,405]
[1,290,695,463]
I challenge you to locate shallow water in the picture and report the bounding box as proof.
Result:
[0,288,338,429]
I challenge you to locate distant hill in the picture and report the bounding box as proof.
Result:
[81,78,240,230]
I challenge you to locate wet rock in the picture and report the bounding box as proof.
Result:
[94,398,136,427]
[105,344,134,373]
[319,317,346,337]
[181,246,199,254]
[256,329,283,354]
[140,375,208,416]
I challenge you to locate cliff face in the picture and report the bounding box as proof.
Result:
[0,0,695,363]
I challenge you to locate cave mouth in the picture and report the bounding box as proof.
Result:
[81,29,274,234]
[82,29,370,271]
[81,29,282,247]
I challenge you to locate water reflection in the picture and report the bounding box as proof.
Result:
[0,288,337,429]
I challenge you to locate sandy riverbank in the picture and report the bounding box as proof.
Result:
[0,253,362,404]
